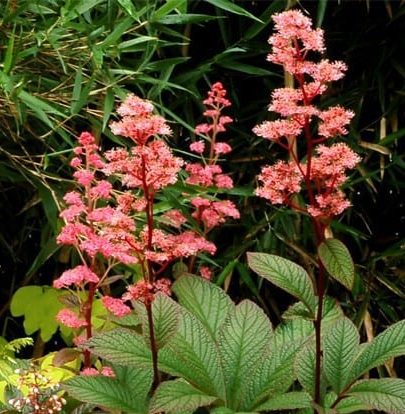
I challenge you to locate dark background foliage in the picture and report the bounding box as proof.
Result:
[0,0,403,355]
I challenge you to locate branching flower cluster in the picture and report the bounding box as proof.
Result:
[186,82,240,276]
[254,10,360,220]
[53,91,239,372]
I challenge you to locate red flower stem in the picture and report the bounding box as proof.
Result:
[145,301,161,392]
[140,151,160,390]
[292,39,327,411]
[83,281,96,368]
[208,104,221,163]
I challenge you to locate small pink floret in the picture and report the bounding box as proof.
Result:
[56,309,87,328]
[102,296,132,317]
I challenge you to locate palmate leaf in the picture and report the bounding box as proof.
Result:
[134,294,180,350]
[158,307,226,400]
[243,318,313,411]
[218,300,272,410]
[173,275,234,341]
[247,253,316,314]
[347,379,405,414]
[348,319,405,384]
[332,395,370,414]
[254,391,312,411]
[295,342,317,398]
[84,328,152,368]
[323,317,360,394]
[149,379,218,414]
[63,364,152,414]
[318,239,355,290]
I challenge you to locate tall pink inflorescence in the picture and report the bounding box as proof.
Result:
[254,10,360,222]
[186,82,240,277]
[55,94,218,377]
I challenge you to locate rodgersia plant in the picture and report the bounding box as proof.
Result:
[9,9,405,414]
[53,95,217,385]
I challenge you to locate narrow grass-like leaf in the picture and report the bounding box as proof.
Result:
[323,317,359,394]
[205,0,262,22]
[218,300,272,410]
[348,379,405,414]
[117,0,142,20]
[150,379,217,414]
[153,0,187,20]
[318,239,355,290]
[254,391,312,411]
[173,275,233,341]
[348,319,405,383]
[247,252,316,313]
[84,328,152,367]
[70,67,82,115]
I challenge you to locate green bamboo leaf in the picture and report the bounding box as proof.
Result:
[150,379,217,414]
[158,307,225,400]
[318,239,355,290]
[84,328,152,368]
[133,294,180,350]
[247,252,316,314]
[243,0,285,41]
[173,275,234,341]
[254,391,312,411]
[63,365,152,413]
[102,88,114,131]
[205,0,262,22]
[117,0,142,20]
[348,320,405,383]
[316,0,328,27]
[118,36,158,50]
[348,379,405,414]
[3,25,15,75]
[152,14,220,25]
[218,300,272,410]
[217,61,276,76]
[61,0,105,20]
[323,318,359,394]
[153,0,187,20]
[70,67,83,115]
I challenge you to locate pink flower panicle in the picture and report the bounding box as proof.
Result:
[56,309,87,329]
[123,278,171,304]
[53,265,99,289]
[256,161,302,205]
[199,266,213,280]
[191,197,240,229]
[189,140,205,154]
[110,94,172,145]
[162,209,187,228]
[254,10,361,219]
[141,228,217,263]
[193,82,233,152]
[185,163,233,189]
[102,296,132,317]
[80,367,115,377]
[103,141,183,191]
